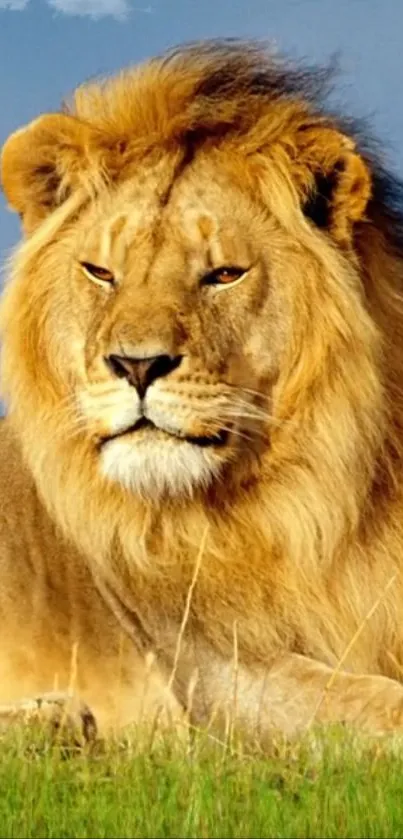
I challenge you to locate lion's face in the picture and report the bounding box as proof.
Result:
[0,45,376,507]
[46,156,293,498]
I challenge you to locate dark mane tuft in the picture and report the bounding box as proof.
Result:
[169,38,335,102]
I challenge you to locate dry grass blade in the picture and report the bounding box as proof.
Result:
[166,525,209,694]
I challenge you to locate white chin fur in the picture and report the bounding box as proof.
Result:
[100,435,221,498]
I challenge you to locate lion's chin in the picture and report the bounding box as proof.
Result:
[99,424,226,499]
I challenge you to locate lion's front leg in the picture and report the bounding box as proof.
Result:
[191,653,403,740]
[0,692,98,745]
[266,654,403,734]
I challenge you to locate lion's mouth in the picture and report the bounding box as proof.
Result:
[99,417,229,448]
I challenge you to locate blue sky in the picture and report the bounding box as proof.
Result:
[0,0,402,263]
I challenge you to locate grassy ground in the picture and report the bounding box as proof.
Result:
[0,725,403,838]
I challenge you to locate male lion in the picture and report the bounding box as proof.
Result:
[2,40,403,743]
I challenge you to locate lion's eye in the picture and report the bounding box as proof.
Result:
[202,266,247,287]
[80,262,115,286]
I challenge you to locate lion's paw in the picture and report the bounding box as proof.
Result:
[0,691,98,746]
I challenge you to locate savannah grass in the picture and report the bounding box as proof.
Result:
[0,724,403,838]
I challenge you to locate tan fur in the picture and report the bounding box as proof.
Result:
[2,40,403,741]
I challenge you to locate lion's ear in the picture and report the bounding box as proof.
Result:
[295,125,371,246]
[1,114,106,234]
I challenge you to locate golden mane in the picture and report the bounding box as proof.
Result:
[2,41,403,738]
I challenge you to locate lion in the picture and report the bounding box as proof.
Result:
[2,39,403,744]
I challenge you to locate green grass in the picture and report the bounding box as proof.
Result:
[0,725,403,838]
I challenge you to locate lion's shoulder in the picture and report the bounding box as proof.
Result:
[0,417,32,497]
[0,417,55,546]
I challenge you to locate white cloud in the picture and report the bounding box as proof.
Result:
[47,0,130,19]
[0,0,153,18]
[0,0,29,9]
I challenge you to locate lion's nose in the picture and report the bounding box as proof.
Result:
[106,352,183,398]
